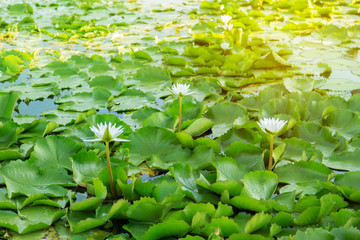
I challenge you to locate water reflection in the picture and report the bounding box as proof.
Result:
[14,98,57,117]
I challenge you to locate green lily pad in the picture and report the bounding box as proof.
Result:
[290,122,339,157]
[253,50,292,69]
[205,102,248,137]
[323,149,360,171]
[128,127,182,166]
[225,142,265,171]
[274,161,332,184]
[284,76,314,93]
[0,92,18,123]
[318,193,348,220]
[322,108,360,140]
[294,206,321,226]
[127,66,172,94]
[241,171,278,200]
[230,196,268,212]
[334,171,360,191]
[282,137,318,162]
[260,98,301,119]
[244,212,272,234]
[0,189,17,210]
[214,157,248,182]
[31,74,87,90]
[111,89,156,112]
[1,160,72,198]
[8,3,33,15]
[71,151,107,185]
[240,86,284,111]
[18,119,58,139]
[89,75,124,95]
[0,121,18,150]
[28,135,83,171]
[203,217,241,237]
[66,211,106,234]
[143,220,190,240]
[0,206,64,234]
[1,83,59,101]
[171,164,218,203]
[218,128,262,151]
[126,197,164,222]
[330,227,360,240]
[56,87,111,112]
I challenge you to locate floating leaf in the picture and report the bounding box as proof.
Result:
[171,164,218,203]
[318,193,348,219]
[244,212,272,234]
[143,220,190,240]
[230,196,268,212]
[294,206,320,226]
[1,83,59,101]
[126,197,164,222]
[322,108,360,140]
[1,160,72,198]
[71,151,107,185]
[202,217,241,237]
[129,127,183,167]
[56,87,111,112]
[0,121,18,150]
[290,122,339,157]
[89,75,124,95]
[225,142,265,171]
[274,161,332,184]
[253,50,292,69]
[205,102,248,138]
[129,66,172,94]
[330,227,360,240]
[241,171,278,200]
[292,227,335,240]
[111,89,156,111]
[334,171,360,191]
[29,135,83,171]
[284,76,314,93]
[323,149,360,171]
[0,206,64,234]
[214,157,248,182]
[0,92,18,123]
[66,211,106,234]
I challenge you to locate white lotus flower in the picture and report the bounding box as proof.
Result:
[85,122,129,143]
[221,15,232,25]
[170,83,193,97]
[220,5,224,11]
[220,42,231,50]
[258,118,287,135]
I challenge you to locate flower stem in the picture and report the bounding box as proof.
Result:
[178,96,183,133]
[268,135,274,171]
[105,142,116,198]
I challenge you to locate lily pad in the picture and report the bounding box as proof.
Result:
[1,160,72,198]
[205,102,248,138]
[241,171,278,200]
[29,135,83,170]
[0,206,64,234]
[0,92,18,122]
